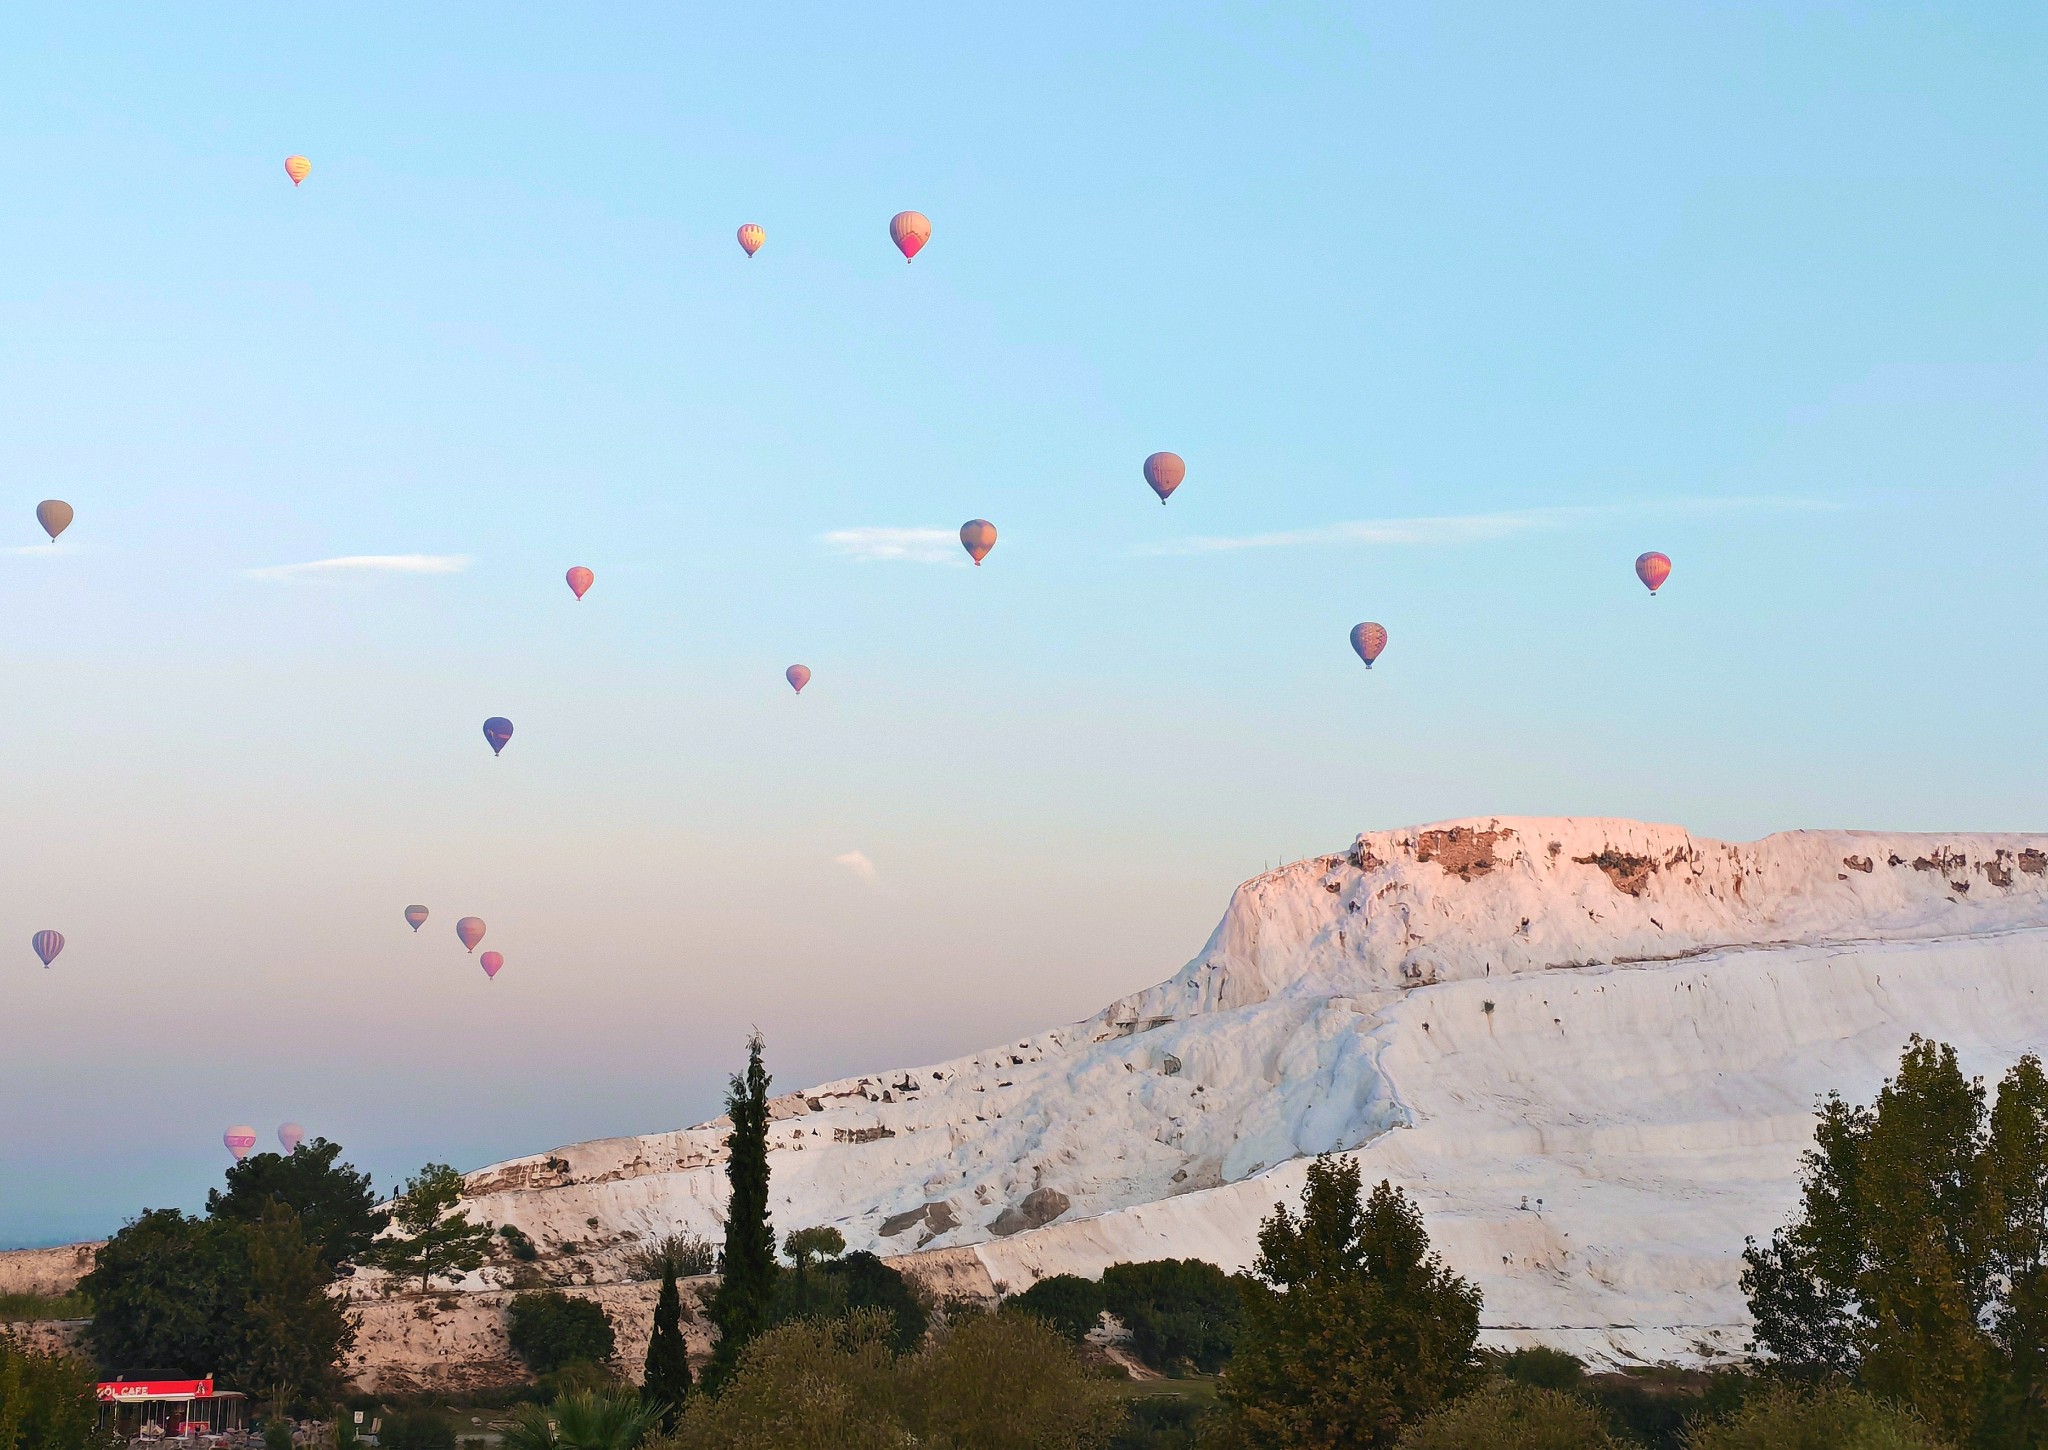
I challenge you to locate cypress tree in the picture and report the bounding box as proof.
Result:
[641,1261,692,1428]
[705,1031,776,1390]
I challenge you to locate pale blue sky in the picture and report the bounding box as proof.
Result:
[2,5,2044,1244]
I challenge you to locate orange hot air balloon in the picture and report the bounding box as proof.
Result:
[1635,551,1672,595]
[1350,622,1388,668]
[1143,453,1185,504]
[36,500,73,541]
[456,916,486,953]
[959,519,996,565]
[566,567,593,600]
[890,211,931,262]
[737,224,764,257]
[786,664,811,694]
[284,155,311,186]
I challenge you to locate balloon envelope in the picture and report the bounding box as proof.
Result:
[566,567,593,600]
[456,917,487,953]
[36,500,73,541]
[960,519,997,565]
[786,664,811,694]
[284,155,310,186]
[224,1127,258,1161]
[1635,551,1672,594]
[1143,453,1186,504]
[483,717,514,755]
[889,211,931,261]
[479,951,504,980]
[737,224,764,257]
[404,905,429,932]
[278,1123,304,1154]
[30,930,63,967]
[1351,622,1388,668]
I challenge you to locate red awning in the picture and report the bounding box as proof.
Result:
[96,1379,216,1402]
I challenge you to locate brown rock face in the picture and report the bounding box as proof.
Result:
[988,1188,1071,1237]
[1574,850,1659,896]
[1416,826,1512,881]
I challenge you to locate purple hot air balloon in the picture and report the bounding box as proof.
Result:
[1143,452,1185,504]
[279,1123,305,1154]
[483,717,514,755]
[479,950,504,980]
[224,1126,258,1162]
[456,916,487,953]
[1350,622,1388,669]
[405,905,429,932]
[31,930,64,967]
[786,664,811,695]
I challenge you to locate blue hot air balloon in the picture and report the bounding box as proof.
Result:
[483,717,514,756]
[31,930,64,967]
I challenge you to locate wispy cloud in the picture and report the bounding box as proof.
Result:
[4,542,64,556]
[832,850,878,882]
[245,554,472,582]
[823,528,964,565]
[1141,497,1836,557]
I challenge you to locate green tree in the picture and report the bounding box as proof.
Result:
[1007,1274,1105,1345]
[368,1164,495,1293]
[784,1225,846,1312]
[508,1290,616,1376]
[1395,1380,1623,1450]
[813,1251,928,1353]
[1682,1382,1954,1450]
[1098,1259,1239,1374]
[224,1202,359,1408]
[1495,1347,1584,1393]
[209,1137,387,1270]
[705,1032,777,1390]
[1216,1157,1482,1448]
[503,1389,658,1450]
[81,1208,238,1374]
[901,1308,1124,1449]
[0,1337,100,1450]
[664,1312,903,1450]
[642,1262,694,1429]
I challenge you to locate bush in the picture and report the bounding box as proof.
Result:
[1681,1383,1954,1449]
[1006,1274,1105,1344]
[1396,1380,1622,1449]
[0,1290,92,1321]
[0,1337,100,1449]
[1497,1347,1585,1392]
[500,1389,657,1450]
[382,1410,457,1450]
[811,1250,928,1353]
[508,1290,616,1375]
[903,1310,1124,1448]
[1110,1394,1211,1448]
[498,1225,539,1263]
[1099,1259,1239,1374]
[263,1419,296,1450]
[626,1233,714,1282]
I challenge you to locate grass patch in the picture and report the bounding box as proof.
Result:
[0,1290,92,1321]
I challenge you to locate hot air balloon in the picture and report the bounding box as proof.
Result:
[960,520,997,565]
[566,567,593,600]
[224,1127,258,1162]
[889,211,931,262]
[1635,551,1672,595]
[36,500,72,541]
[279,1123,304,1154]
[1143,453,1185,504]
[404,905,429,932]
[30,931,63,967]
[284,155,311,186]
[786,665,811,694]
[456,917,487,953]
[737,224,764,257]
[1350,622,1388,668]
[483,717,514,756]
[479,951,504,980]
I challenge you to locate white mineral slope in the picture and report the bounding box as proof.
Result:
[450,819,2048,1365]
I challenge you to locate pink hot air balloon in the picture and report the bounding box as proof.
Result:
[456,917,487,953]
[279,1123,305,1154]
[479,950,504,980]
[737,223,764,257]
[405,905,429,932]
[1350,622,1388,669]
[31,930,64,967]
[224,1127,258,1162]
[566,567,594,600]
[1143,452,1185,504]
[960,519,997,565]
[1635,551,1672,595]
[786,664,811,694]
[889,210,931,262]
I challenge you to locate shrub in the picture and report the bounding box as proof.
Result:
[664,1311,903,1450]
[508,1290,616,1375]
[1396,1380,1622,1449]
[500,1389,657,1450]
[1099,1259,1239,1374]
[1007,1274,1105,1344]
[1110,1394,1210,1448]
[626,1233,713,1282]
[382,1410,457,1450]
[812,1250,928,1352]
[902,1309,1125,1448]
[1681,1383,1954,1450]
[0,1291,92,1321]
[1497,1347,1585,1392]
[0,1337,100,1449]
[498,1225,539,1263]
[263,1419,296,1450]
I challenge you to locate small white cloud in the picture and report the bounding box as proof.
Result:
[832,850,878,882]
[4,542,64,556]
[245,554,472,582]
[823,528,964,565]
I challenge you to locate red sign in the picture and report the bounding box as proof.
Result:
[96,1378,215,1402]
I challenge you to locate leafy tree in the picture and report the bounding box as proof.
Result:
[665,1312,903,1450]
[209,1138,386,1270]
[705,1032,777,1390]
[1740,1039,2048,1446]
[503,1389,658,1450]
[1495,1347,1585,1393]
[1008,1274,1105,1344]
[814,1250,928,1353]
[900,1308,1124,1448]
[508,1290,616,1376]
[1099,1259,1239,1374]
[224,1202,358,1407]
[1395,1379,1623,1449]
[626,1232,713,1282]
[642,1262,693,1429]
[1681,1382,1954,1450]
[1216,1156,1482,1448]
[0,1337,100,1450]
[81,1208,238,1375]
[368,1164,495,1293]
[784,1225,846,1311]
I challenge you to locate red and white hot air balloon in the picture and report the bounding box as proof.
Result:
[479,951,504,980]
[786,665,811,694]
[279,1123,305,1154]
[889,211,931,262]
[456,917,487,953]
[224,1127,258,1162]
[959,520,997,565]
[737,224,764,257]
[566,567,593,600]
[1635,552,1672,595]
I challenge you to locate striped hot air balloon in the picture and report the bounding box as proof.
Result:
[959,520,996,565]
[889,211,931,262]
[737,224,764,257]
[1143,453,1185,504]
[284,155,311,186]
[30,930,64,967]
[456,917,487,953]
[1635,552,1672,595]
[786,665,811,694]
[404,905,429,932]
[1350,622,1388,668]
[479,951,504,980]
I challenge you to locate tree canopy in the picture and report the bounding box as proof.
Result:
[366,1164,495,1293]
[706,1032,777,1390]
[207,1137,386,1269]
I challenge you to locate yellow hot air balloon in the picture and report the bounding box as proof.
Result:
[284,155,311,186]
[737,224,765,257]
